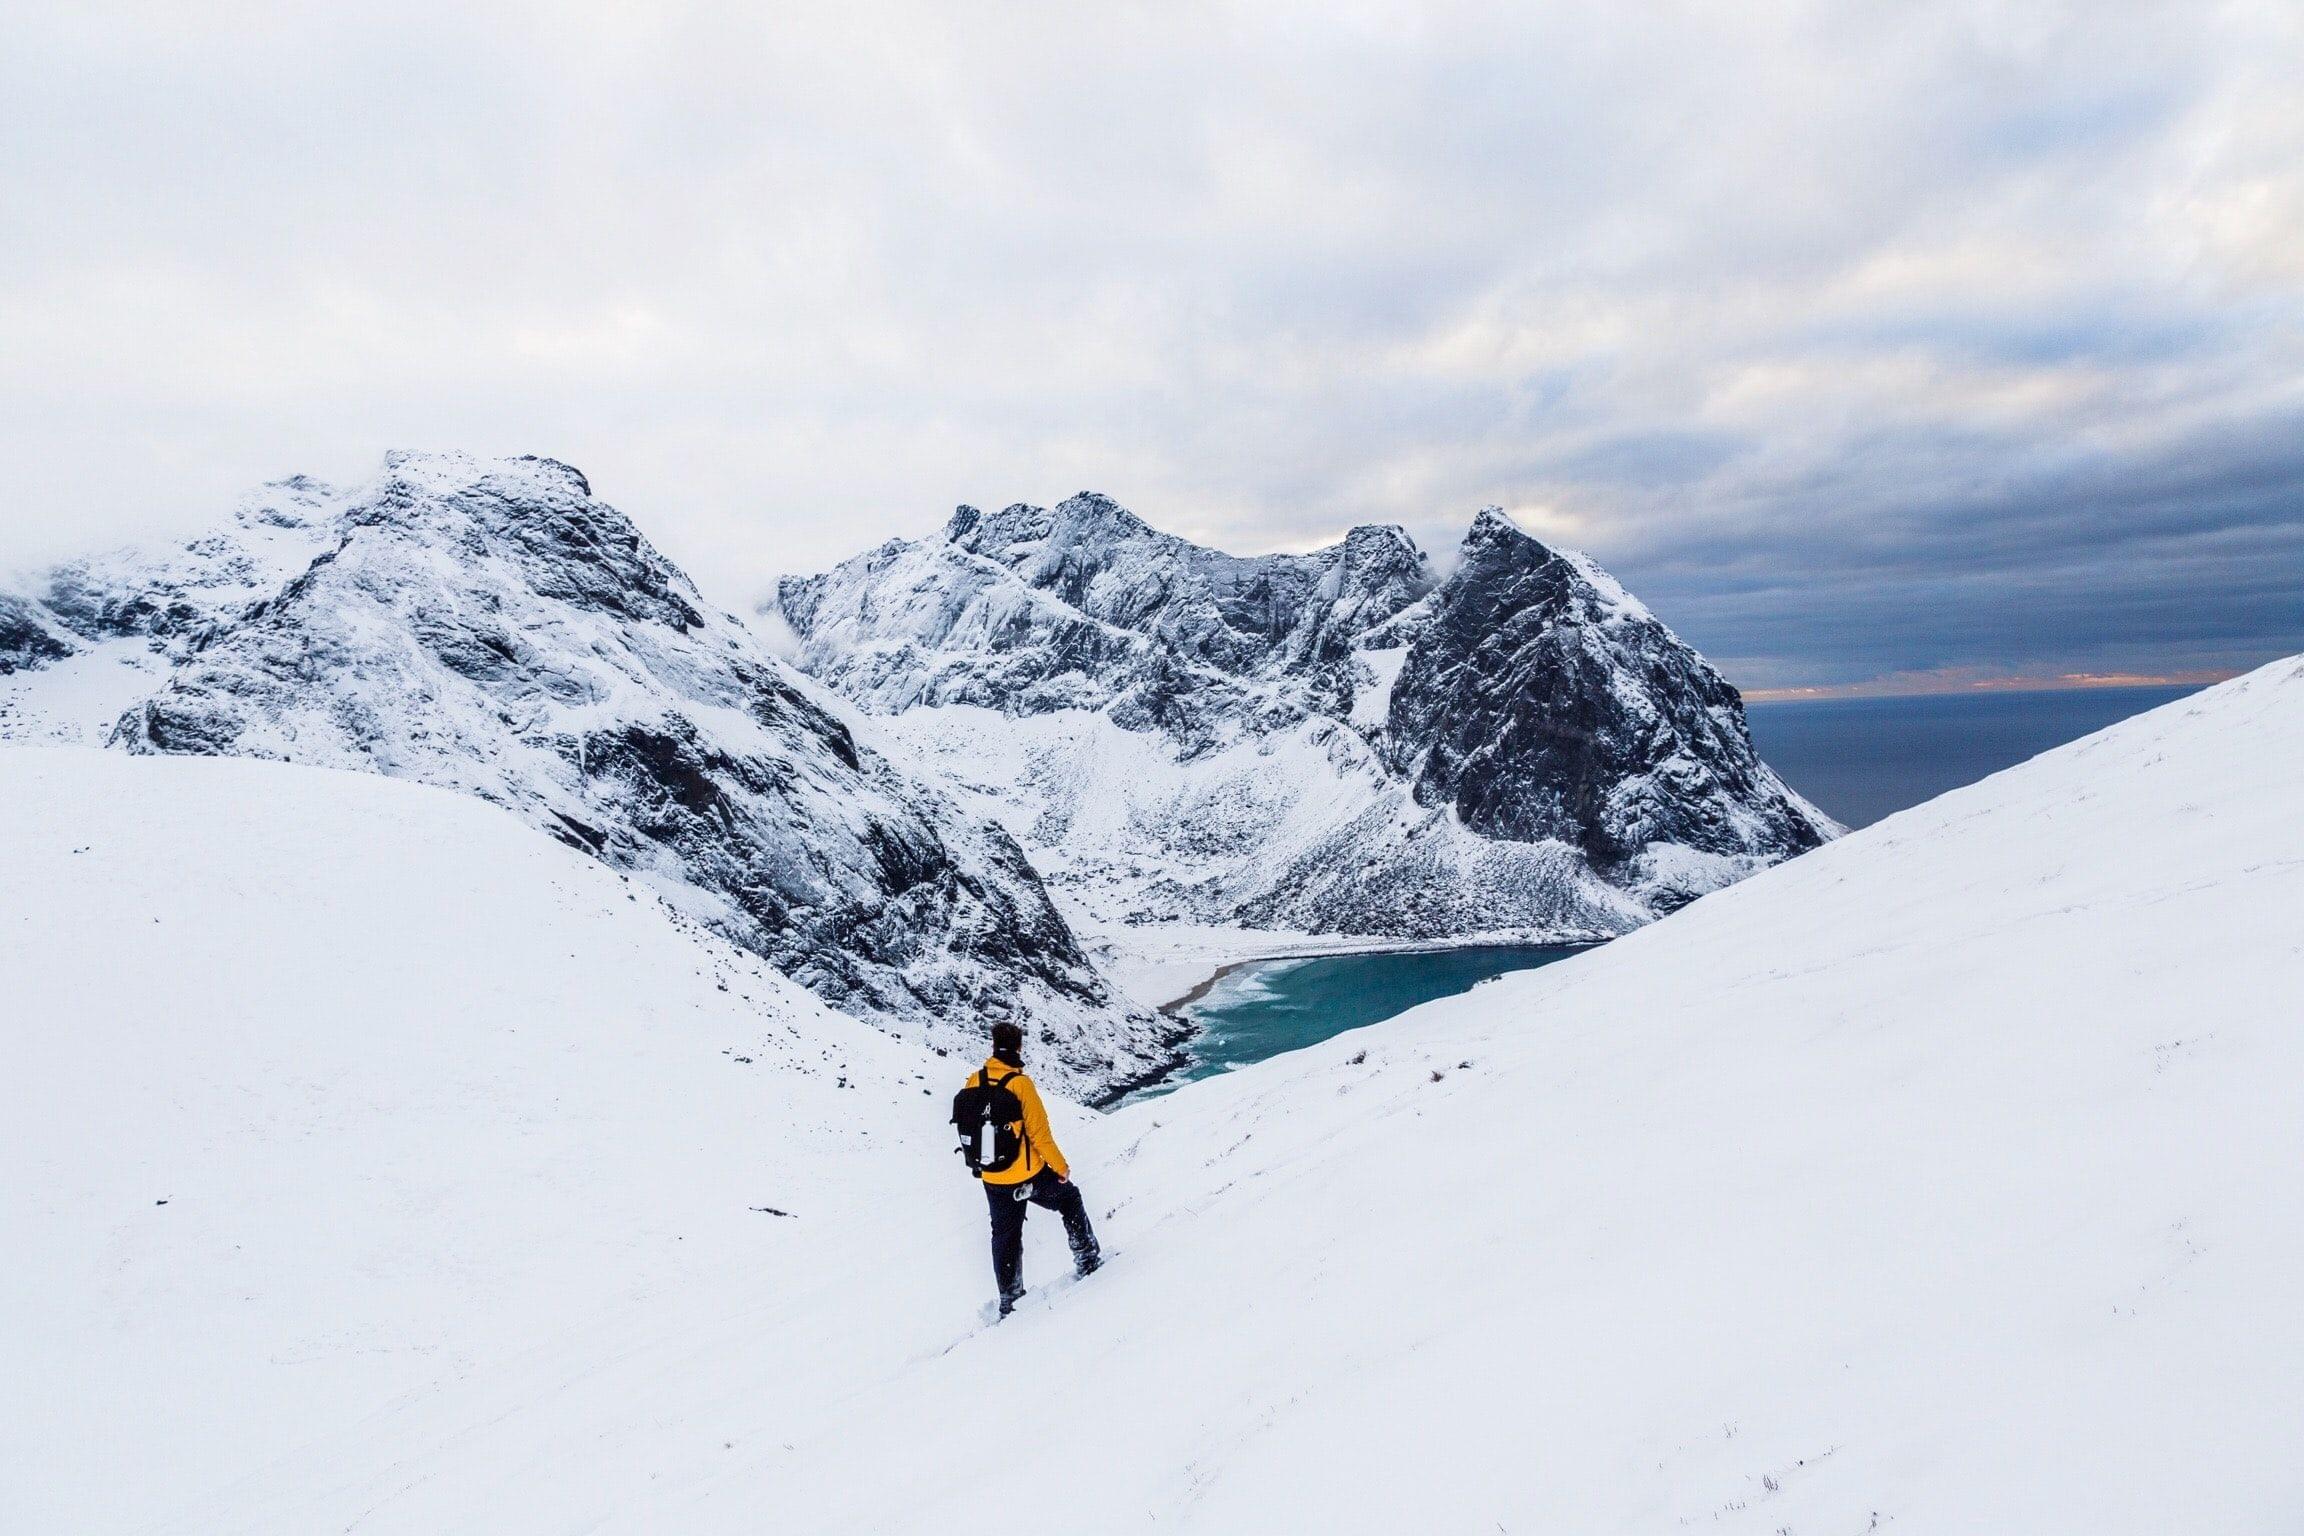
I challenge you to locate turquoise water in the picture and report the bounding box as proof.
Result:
[1119,686,2209,1100]
[1131,943,1586,1101]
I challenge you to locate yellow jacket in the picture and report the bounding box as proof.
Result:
[973,1057,1068,1185]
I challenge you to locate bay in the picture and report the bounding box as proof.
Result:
[1128,943,1585,1102]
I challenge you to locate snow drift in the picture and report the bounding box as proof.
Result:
[10,656,2301,1532]
[0,748,973,1535]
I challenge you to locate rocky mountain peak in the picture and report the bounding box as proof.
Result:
[950,494,1167,596]
[946,499,1055,556]
[3,455,1178,1098]
[1381,515,1829,880]
[1338,522,1424,561]
[1462,504,1529,550]
[346,450,710,634]
[778,494,1837,939]
[376,448,591,501]
[1053,490,1151,535]
[1325,523,1435,606]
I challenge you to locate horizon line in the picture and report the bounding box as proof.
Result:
[1743,669,2238,704]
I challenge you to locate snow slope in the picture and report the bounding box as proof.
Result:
[0,749,978,1535]
[16,656,2304,1532]
[710,657,2304,1533]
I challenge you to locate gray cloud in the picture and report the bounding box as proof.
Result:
[2,0,2299,688]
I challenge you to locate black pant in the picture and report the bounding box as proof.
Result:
[986,1169,1099,1303]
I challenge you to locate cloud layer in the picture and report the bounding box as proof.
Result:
[4,0,2299,688]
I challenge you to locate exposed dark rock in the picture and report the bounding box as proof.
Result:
[778,495,1837,938]
[3,453,1170,1098]
[1384,509,1830,873]
[0,592,75,674]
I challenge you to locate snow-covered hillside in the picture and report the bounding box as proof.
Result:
[778,494,1836,955]
[0,455,1171,1096]
[0,749,972,1536]
[20,658,2298,1532]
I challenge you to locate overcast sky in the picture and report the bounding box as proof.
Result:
[4,1,2299,691]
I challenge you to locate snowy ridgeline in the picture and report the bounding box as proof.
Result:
[8,658,2301,1533]
[777,494,1838,946]
[0,454,1172,1098]
[0,455,1841,1097]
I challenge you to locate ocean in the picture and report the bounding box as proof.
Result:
[1743,684,2205,828]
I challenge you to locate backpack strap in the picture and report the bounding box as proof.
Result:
[987,1066,1026,1137]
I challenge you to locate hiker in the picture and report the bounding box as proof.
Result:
[952,1021,1101,1315]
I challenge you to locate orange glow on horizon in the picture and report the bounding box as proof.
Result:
[1744,669,2238,703]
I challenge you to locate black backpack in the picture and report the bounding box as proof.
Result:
[951,1067,1026,1177]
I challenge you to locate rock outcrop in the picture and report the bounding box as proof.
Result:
[0,455,1173,1097]
[778,494,1837,940]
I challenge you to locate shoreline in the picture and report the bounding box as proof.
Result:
[1096,933,1608,1110]
[1149,931,1611,1014]
[1158,958,1250,1014]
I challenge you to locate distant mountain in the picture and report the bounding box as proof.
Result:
[0,454,1173,1097]
[777,493,1837,942]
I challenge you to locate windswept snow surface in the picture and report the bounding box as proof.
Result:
[730,658,2304,1534]
[0,750,983,1535]
[15,657,2304,1533]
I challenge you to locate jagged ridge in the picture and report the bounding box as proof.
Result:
[778,493,1836,941]
[0,455,1176,1098]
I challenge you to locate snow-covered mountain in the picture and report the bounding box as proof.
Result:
[776,493,1837,944]
[15,657,2299,1534]
[0,454,1171,1095]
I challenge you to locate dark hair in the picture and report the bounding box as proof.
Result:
[990,1022,1024,1058]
